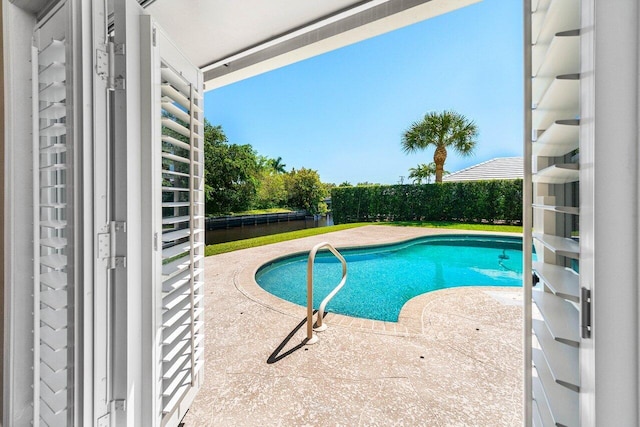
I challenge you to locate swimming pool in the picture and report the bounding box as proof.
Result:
[255,235,523,322]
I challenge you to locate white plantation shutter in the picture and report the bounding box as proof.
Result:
[33,5,74,425]
[131,14,205,425]
[6,0,204,424]
[110,2,205,424]
[159,60,205,424]
[528,0,581,425]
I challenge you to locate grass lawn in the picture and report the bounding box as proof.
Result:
[204,221,522,256]
[384,221,523,233]
[204,223,368,256]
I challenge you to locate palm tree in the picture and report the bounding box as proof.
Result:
[268,156,287,174]
[401,110,478,183]
[408,163,437,184]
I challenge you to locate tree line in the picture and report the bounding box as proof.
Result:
[203,109,484,216]
[203,120,328,215]
[331,180,522,225]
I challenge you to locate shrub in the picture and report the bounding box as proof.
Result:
[331,180,522,224]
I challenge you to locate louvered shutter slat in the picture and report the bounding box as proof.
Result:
[160,66,190,96]
[40,271,68,290]
[38,62,65,85]
[162,242,191,260]
[40,403,67,425]
[162,186,190,192]
[162,215,190,225]
[162,151,190,165]
[162,297,191,326]
[162,382,190,415]
[40,143,67,154]
[162,284,191,310]
[162,228,190,242]
[39,362,67,394]
[162,310,191,338]
[162,256,191,278]
[40,327,67,351]
[39,82,66,103]
[162,169,190,178]
[162,134,191,151]
[153,28,204,424]
[40,289,68,310]
[162,268,191,293]
[40,102,67,119]
[40,163,67,172]
[162,101,191,124]
[40,254,67,269]
[162,352,191,382]
[162,202,191,209]
[40,219,67,229]
[40,346,68,372]
[34,29,73,426]
[160,85,190,110]
[161,117,191,138]
[39,384,67,413]
[40,308,68,331]
[162,335,191,364]
[38,39,65,65]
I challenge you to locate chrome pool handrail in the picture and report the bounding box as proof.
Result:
[305,242,348,344]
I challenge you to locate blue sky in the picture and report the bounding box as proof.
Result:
[204,0,523,185]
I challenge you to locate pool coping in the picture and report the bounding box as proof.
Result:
[234,226,522,337]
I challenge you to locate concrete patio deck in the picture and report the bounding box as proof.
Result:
[182,225,523,426]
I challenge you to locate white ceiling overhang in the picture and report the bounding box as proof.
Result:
[9,0,480,89]
[143,0,480,90]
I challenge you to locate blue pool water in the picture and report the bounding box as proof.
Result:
[255,235,523,322]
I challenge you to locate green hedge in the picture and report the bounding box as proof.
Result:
[331,180,522,225]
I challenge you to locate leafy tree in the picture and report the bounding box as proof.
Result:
[284,168,328,214]
[401,110,478,183]
[204,120,261,214]
[255,171,287,208]
[322,182,336,198]
[203,121,228,206]
[338,181,353,187]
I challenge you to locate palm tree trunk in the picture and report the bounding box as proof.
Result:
[433,146,447,183]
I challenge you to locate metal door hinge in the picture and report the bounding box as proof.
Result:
[97,398,125,426]
[581,287,592,339]
[112,399,126,412]
[96,42,126,90]
[97,221,127,269]
[97,413,110,427]
[96,48,109,80]
[112,42,126,90]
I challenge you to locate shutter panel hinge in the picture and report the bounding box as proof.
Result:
[112,43,126,90]
[96,48,109,81]
[97,221,127,269]
[112,399,126,412]
[97,399,125,426]
[96,42,126,91]
[581,287,592,339]
[97,413,110,427]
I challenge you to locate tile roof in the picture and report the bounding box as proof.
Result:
[443,157,523,182]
